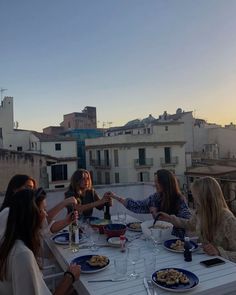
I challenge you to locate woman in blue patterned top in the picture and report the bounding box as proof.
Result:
[111,169,191,238]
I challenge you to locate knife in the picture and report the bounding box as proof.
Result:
[143,278,152,295]
[88,278,126,282]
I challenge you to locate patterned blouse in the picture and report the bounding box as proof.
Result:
[124,192,191,238]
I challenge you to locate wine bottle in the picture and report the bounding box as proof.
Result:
[104,202,111,220]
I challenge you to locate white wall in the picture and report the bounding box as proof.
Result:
[41,141,77,158]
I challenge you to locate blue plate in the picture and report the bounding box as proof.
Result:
[164,239,198,253]
[52,232,83,245]
[152,268,199,292]
[71,255,110,273]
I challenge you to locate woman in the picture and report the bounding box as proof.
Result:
[158,177,236,262]
[111,169,191,238]
[0,175,77,235]
[65,169,112,219]
[0,189,81,295]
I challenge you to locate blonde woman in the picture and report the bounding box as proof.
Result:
[158,176,236,262]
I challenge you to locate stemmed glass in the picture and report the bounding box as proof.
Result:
[150,228,162,254]
[128,245,141,279]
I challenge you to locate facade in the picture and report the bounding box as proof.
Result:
[60,106,97,129]
[85,121,186,187]
[0,97,78,189]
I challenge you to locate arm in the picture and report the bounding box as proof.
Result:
[53,264,81,295]
[215,213,236,262]
[75,191,111,213]
[47,197,77,224]
[111,192,156,214]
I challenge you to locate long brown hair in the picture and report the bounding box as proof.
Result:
[155,169,183,215]
[191,177,229,242]
[0,174,37,211]
[68,169,92,194]
[0,189,42,280]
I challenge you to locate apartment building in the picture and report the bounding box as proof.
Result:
[85,121,186,187]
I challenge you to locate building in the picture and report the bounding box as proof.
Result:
[60,106,97,129]
[0,96,78,189]
[85,120,186,187]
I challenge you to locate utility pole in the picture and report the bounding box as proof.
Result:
[0,88,7,101]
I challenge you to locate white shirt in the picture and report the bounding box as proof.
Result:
[0,240,51,295]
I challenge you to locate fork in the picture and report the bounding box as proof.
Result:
[147,280,158,295]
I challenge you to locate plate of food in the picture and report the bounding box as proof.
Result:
[126,222,142,232]
[152,268,199,292]
[107,236,128,247]
[164,239,198,253]
[71,255,110,273]
[52,231,83,245]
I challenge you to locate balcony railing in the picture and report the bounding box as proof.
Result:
[90,159,111,169]
[160,156,179,167]
[134,158,153,168]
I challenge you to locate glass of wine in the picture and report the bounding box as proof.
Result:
[127,245,141,279]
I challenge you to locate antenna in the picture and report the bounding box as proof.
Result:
[0,88,7,101]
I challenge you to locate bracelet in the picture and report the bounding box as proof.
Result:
[64,271,75,283]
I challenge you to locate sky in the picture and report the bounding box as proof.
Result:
[1,0,236,131]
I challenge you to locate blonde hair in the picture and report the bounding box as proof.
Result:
[191,176,229,242]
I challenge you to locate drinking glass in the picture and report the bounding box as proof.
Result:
[118,211,126,224]
[128,245,141,279]
[150,228,162,254]
[89,227,100,251]
[114,257,128,279]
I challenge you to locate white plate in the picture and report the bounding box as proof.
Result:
[107,236,127,247]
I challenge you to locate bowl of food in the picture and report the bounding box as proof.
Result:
[90,218,112,234]
[141,220,173,240]
[104,223,127,238]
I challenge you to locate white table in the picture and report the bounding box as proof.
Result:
[45,216,236,295]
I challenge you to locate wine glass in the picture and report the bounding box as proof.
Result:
[127,245,141,279]
[150,228,162,254]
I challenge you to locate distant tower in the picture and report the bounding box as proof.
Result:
[0,88,7,102]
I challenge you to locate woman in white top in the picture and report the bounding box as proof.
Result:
[0,189,81,295]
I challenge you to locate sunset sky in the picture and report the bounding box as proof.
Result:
[1,0,236,131]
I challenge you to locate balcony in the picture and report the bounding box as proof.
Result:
[90,159,111,169]
[160,156,179,167]
[134,158,153,168]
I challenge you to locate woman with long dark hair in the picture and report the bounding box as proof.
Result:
[0,189,80,295]
[111,169,191,237]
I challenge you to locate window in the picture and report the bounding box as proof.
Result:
[51,164,67,181]
[97,171,102,184]
[164,147,171,163]
[97,150,101,166]
[114,150,119,167]
[104,150,109,166]
[165,126,168,131]
[105,172,110,184]
[138,148,146,165]
[55,143,61,151]
[89,150,93,164]
[0,128,2,138]
[17,146,23,151]
[115,172,120,183]
[138,172,149,182]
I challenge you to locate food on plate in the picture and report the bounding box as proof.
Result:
[149,223,172,230]
[170,239,184,251]
[155,269,190,286]
[129,222,141,230]
[87,255,109,267]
